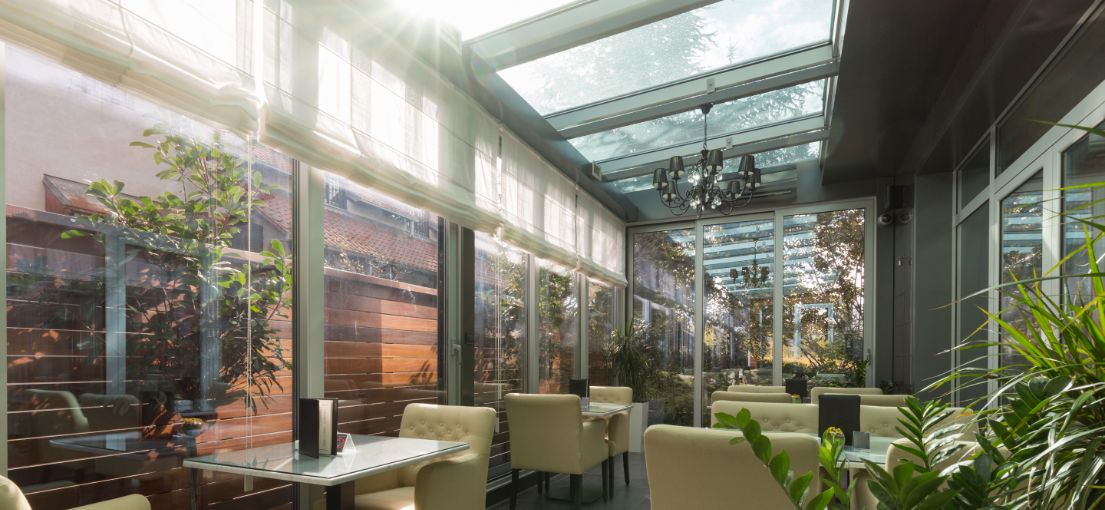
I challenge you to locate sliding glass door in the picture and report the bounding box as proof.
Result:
[630,202,872,427]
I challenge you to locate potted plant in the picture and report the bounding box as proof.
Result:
[609,320,652,451]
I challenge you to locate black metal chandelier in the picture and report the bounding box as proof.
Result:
[729,239,770,288]
[652,103,761,216]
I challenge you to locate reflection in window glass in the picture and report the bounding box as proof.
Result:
[703,219,775,421]
[474,232,527,478]
[999,174,1043,369]
[782,210,865,387]
[1062,122,1105,304]
[5,46,293,509]
[957,206,990,404]
[322,175,444,435]
[958,141,990,209]
[537,260,579,393]
[632,229,696,426]
[569,81,825,162]
[587,281,619,386]
[500,0,834,115]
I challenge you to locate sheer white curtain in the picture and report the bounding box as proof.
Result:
[0,0,627,285]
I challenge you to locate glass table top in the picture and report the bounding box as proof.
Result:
[583,402,633,417]
[184,434,468,486]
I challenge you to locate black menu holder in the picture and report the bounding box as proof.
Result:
[785,377,809,400]
[569,378,589,399]
[299,397,339,458]
[818,394,861,446]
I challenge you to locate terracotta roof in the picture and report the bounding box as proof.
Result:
[43,174,438,274]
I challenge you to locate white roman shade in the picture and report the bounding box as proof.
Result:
[0,0,627,286]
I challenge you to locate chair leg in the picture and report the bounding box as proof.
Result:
[536,471,543,495]
[570,474,582,508]
[510,469,519,510]
[601,459,608,501]
[623,451,630,485]
[544,472,550,493]
[607,457,614,495]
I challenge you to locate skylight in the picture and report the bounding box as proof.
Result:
[570,80,825,162]
[497,0,834,115]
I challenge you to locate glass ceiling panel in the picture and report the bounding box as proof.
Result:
[610,142,820,194]
[498,0,834,115]
[572,80,824,162]
[442,0,579,40]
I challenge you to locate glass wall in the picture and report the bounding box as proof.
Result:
[536,260,580,394]
[956,206,991,403]
[632,229,696,426]
[782,209,867,386]
[473,232,527,477]
[587,281,619,386]
[5,46,294,508]
[998,174,1043,370]
[321,175,444,436]
[702,219,775,410]
[1062,120,1105,303]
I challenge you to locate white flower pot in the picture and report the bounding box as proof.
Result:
[629,402,648,453]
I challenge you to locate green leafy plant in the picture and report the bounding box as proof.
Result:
[62,129,291,417]
[609,319,653,402]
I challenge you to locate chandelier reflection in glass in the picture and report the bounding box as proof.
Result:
[729,239,770,288]
[652,103,762,216]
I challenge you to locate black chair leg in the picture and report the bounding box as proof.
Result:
[544,472,550,493]
[601,459,609,501]
[536,471,543,495]
[623,451,630,485]
[570,474,582,508]
[510,469,519,510]
[607,456,614,495]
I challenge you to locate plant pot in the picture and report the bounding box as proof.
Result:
[628,401,649,453]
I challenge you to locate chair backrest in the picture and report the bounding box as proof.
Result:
[858,394,910,407]
[589,386,632,404]
[810,386,883,404]
[396,403,496,486]
[728,385,786,393]
[27,389,89,433]
[711,391,793,404]
[860,405,979,439]
[505,393,583,472]
[645,425,820,509]
[0,476,31,510]
[711,401,818,433]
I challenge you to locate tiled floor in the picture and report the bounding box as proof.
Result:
[489,453,651,510]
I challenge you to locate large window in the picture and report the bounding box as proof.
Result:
[1062,121,1105,303]
[473,233,527,477]
[587,281,619,386]
[702,219,775,412]
[632,229,696,426]
[782,209,867,386]
[537,260,579,393]
[321,175,444,436]
[999,174,1043,370]
[5,46,294,508]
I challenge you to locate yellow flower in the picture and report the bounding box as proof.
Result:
[825,426,844,438]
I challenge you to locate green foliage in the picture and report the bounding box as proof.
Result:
[63,128,291,413]
[609,319,652,402]
[713,409,845,510]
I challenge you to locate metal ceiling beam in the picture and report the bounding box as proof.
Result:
[552,44,837,137]
[597,115,829,179]
[468,0,718,70]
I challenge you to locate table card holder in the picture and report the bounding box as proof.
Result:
[570,378,589,409]
[299,397,339,457]
[818,394,861,446]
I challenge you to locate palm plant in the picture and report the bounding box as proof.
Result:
[609,319,652,402]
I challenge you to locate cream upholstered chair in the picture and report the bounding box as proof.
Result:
[589,386,632,489]
[860,405,978,440]
[1,476,150,510]
[352,403,496,510]
[810,386,883,404]
[711,390,793,404]
[645,425,821,509]
[505,393,609,509]
[728,384,786,393]
[858,394,910,407]
[854,437,981,509]
[710,401,818,433]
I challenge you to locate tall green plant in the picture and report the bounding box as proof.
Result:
[63,128,291,414]
[609,319,652,402]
